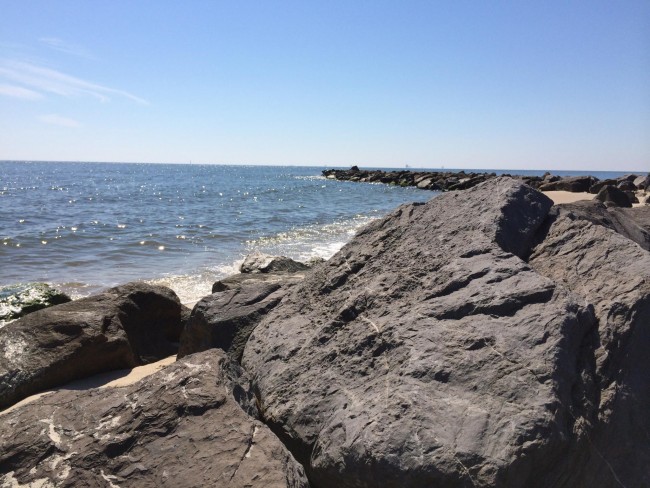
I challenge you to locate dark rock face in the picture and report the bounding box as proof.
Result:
[588,178,617,194]
[186,255,314,362]
[322,168,504,192]
[0,282,181,410]
[243,178,599,487]
[0,350,309,488]
[178,282,287,362]
[180,303,193,334]
[0,283,71,325]
[550,201,650,251]
[530,204,650,488]
[241,252,311,274]
[617,180,636,191]
[595,185,632,208]
[538,175,597,193]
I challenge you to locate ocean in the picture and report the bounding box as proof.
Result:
[0,161,637,305]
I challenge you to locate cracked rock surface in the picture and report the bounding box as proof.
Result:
[0,350,309,488]
[243,178,599,487]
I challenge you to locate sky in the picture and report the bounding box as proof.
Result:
[0,1,648,171]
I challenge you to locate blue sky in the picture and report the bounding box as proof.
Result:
[0,1,648,171]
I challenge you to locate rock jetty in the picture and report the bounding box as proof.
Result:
[322,167,650,206]
[2,178,650,487]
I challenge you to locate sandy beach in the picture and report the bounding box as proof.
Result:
[542,190,595,204]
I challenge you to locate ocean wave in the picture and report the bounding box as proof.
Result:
[244,214,378,261]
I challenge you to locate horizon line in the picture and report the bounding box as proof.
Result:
[0,159,647,175]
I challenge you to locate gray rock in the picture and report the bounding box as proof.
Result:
[619,174,639,182]
[550,200,650,251]
[588,178,618,194]
[416,178,432,189]
[0,282,181,410]
[538,175,598,193]
[595,185,632,208]
[617,180,636,192]
[198,260,313,362]
[243,178,597,487]
[241,252,310,274]
[0,350,309,488]
[0,283,70,326]
[178,282,287,362]
[213,270,306,293]
[529,205,650,488]
[633,174,650,190]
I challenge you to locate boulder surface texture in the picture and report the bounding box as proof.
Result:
[180,253,312,361]
[0,282,181,410]
[0,350,309,488]
[549,200,650,252]
[529,203,650,487]
[243,178,607,487]
[595,184,633,208]
[179,282,287,362]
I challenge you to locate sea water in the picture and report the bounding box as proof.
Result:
[0,162,432,304]
[0,161,636,304]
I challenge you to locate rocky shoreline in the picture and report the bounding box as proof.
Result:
[2,177,650,487]
[323,166,650,206]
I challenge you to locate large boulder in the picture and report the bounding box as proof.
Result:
[617,180,635,192]
[588,178,617,194]
[595,185,633,208]
[189,255,314,363]
[0,282,181,410]
[551,200,650,251]
[538,175,598,193]
[529,204,650,487]
[243,178,598,487]
[179,282,287,362]
[0,283,71,326]
[0,350,309,487]
[633,174,650,190]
